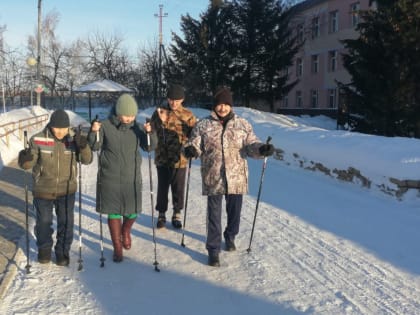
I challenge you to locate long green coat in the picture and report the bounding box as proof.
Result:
[88,114,156,215]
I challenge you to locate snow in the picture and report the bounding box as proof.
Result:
[0,106,420,315]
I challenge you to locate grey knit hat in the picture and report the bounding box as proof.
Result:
[49,109,70,128]
[115,94,138,116]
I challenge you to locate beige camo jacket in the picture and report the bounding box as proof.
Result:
[187,111,264,196]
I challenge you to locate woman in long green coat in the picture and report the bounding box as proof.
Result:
[88,94,156,262]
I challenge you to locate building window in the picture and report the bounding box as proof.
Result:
[283,95,288,108]
[351,2,360,27]
[311,89,318,108]
[328,88,337,108]
[328,50,337,72]
[329,11,339,33]
[296,90,302,108]
[311,55,319,74]
[297,23,304,43]
[311,17,320,39]
[296,58,303,77]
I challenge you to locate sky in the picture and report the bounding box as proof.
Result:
[0,106,419,314]
[1,0,210,53]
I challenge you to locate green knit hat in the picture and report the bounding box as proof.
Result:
[115,94,138,116]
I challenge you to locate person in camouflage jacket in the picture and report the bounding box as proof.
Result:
[18,109,92,266]
[150,83,197,229]
[184,87,275,267]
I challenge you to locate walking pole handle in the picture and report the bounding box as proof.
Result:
[23,130,31,273]
[94,115,100,143]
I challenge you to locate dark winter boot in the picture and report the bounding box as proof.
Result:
[224,232,236,252]
[171,212,182,229]
[108,218,123,262]
[122,217,136,250]
[55,252,70,266]
[38,247,51,264]
[157,212,166,229]
[208,253,220,267]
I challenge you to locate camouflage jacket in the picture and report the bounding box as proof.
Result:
[19,127,92,199]
[151,105,196,168]
[186,111,264,196]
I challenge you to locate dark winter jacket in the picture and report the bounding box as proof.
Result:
[151,105,196,168]
[87,114,157,215]
[186,111,264,196]
[19,127,93,199]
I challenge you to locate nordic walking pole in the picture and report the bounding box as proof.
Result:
[77,125,83,271]
[247,136,272,254]
[181,158,192,247]
[94,115,105,268]
[23,131,31,274]
[146,118,160,272]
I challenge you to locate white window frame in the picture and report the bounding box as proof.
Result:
[329,50,337,72]
[351,2,360,27]
[311,89,318,108]
[311,55,319,74]
[329,10,339,33]
[296,57,303,77]
[296,90,302,108]
[311,17,320,39]
[328,88,337,108]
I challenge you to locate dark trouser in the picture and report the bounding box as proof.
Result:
[206,194,243,255]
[33,194,75,256]
[155,166,186,214]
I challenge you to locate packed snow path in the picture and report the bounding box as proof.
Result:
[1,154,419,315]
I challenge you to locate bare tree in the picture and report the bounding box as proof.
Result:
[85,31,130,82]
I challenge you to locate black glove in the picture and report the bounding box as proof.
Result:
[74,131,88,149]
[18,148,33,165]
[259,144,274,157]
[184,146,198,159]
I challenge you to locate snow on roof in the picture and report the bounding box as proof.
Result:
[74,79,133,93]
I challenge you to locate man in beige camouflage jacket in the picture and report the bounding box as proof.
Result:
[184,86,274,267]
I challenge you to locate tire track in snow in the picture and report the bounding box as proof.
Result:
[239,199,420,314]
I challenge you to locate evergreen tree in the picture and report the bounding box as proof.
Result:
[169,1,237,105]
[340,0,420,137]
[234,0,299,110]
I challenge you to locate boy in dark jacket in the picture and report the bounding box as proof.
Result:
[18,109,92,266]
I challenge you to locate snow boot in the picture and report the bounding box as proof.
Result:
[225,239,236,252]
[37,247,51,264]
[157,212,166,229]
[208,253,220,267]
[108,218,123,262]
[122,217,136,250]
[55,252,70,266]
[171,212,182,229]
[224,232,236,252]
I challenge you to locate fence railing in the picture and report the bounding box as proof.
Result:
[0,114,49,147]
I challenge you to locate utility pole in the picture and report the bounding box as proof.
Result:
[36,0,42,107]
[154,4,168,106]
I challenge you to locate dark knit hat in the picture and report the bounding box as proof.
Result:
[167,84,185,100]
[49,109,70,128]
[213,86,233,107]
[115,94,138,116]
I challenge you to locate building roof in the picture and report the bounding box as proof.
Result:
[74,79,133,93]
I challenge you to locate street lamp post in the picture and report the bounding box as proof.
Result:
[26,57,37,113]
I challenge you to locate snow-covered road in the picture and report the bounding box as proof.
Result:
[1,152,420,315]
